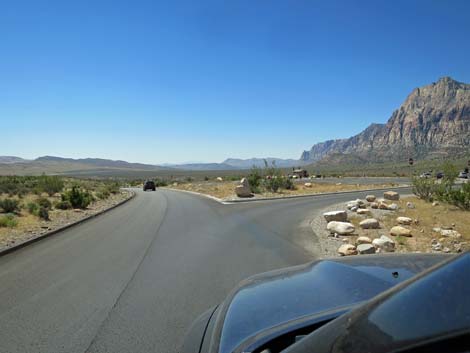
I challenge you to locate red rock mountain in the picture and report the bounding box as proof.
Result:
[301,77,470,163]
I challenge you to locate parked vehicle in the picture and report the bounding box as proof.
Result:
[459,171,468,179]
[143,180,156,191]
[182,253,466,353]
[436,172,444,179]
[420,171,432,178]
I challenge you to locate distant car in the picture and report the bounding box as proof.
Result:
[459,171,468,179]
[182,253,466,353]
[420,172,432,178]
[143,180,156,191]
[436,172,444,179]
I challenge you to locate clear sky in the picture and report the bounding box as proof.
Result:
[1,0,470,164]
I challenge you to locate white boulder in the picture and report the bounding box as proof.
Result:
[323,210,348,222]
[397,216,413,225]
[337,244,357,256]
[357,243,376,254]
[359,218,380,229]
[327,221,355,235]
[372,235,395,252]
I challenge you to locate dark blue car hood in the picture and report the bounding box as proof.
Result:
[210,254,449,353]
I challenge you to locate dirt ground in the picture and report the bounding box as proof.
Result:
[167,180,401,201]
[0,191,132,251]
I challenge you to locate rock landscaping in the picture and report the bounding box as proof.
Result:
[311,190,469,258]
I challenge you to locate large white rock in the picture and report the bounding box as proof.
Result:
[384,191,400,201]
[372,235,395,252]
[365,195,376,202]
[359,218,380,229]
[337,244,357,256]
[304,182,312,188]
[235,178,252,197]
[390,226,412,237]
[357,243,376,254]
[327,221,355,235]
[397,216,413,225]
[323,210,348,222]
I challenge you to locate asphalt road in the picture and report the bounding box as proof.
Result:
[0,186,410,353]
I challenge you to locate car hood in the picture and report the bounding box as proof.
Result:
[210,254,449,353]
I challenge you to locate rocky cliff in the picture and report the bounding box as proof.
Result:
[301,77,470,163]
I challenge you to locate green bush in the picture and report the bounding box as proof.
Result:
[55,200,72,210]
[37,197,52,210]
[38,207,50,221]
[96,191,110,200]
[61,186,94,209]
[26,202,39,215]
[444,182,470,210]
[265,176,283,193]
[0,198,20,213]
[247,167,262,193]
[412,177,437,201]
[0,214,18,228]
[38,175,64,196]
[155,179,168,187]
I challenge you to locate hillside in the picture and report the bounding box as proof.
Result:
[301,77,470,163]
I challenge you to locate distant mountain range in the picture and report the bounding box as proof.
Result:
[300,76,470,164]
[2,76,468,176]
[0,155,302,175]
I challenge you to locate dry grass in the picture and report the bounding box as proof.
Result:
[347,196,470,253]
[168,181,400,200]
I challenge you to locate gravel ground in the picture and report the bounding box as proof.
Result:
[0,191,133,252]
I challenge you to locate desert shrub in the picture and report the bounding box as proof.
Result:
[55,200,72,210]
[247,167,262,193]
[445,182,470,210]
[0,198,20,213]
[96,190,110,200]
[412,177,437,201]
[204,176,209,181]
[104,182,120,194]
[36,197,52,210]
[265,176,283,193]
[155,179,168,187]
[38,207,50,221]
[0,214,18,228]
[281,177,295,190]
[38,175,64,196]
[61,186,94,209]
[26,202,39,215]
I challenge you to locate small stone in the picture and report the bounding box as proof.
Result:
[216,177,223,182]
[406,202,415,209]
[356,236,372,245]
[359,218,380,229]
[337,244,357,256]
[357,208,371,215]
[370,202,379,209]
[388,203,399,211]
[440,229,462,238]
[304,182,312,187]
[357,243,376,254]
[378,201,390,210]
[443,247,451,253]
[390,226,412,237]
[432,201,439,206]
[351,206,358,212]
[384,191,400,201]
[397,216,413,225]
[342,238,349,243]
[372,235,395,252]
[365,195,376,202]
[432,242,442,251]
[323,210,348,222]
[432,227,441,233]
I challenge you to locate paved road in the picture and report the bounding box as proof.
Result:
[0,187,409,353]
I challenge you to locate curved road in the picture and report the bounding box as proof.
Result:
[0,187,409,353]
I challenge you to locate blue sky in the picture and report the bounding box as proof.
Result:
[1,0,470,164]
